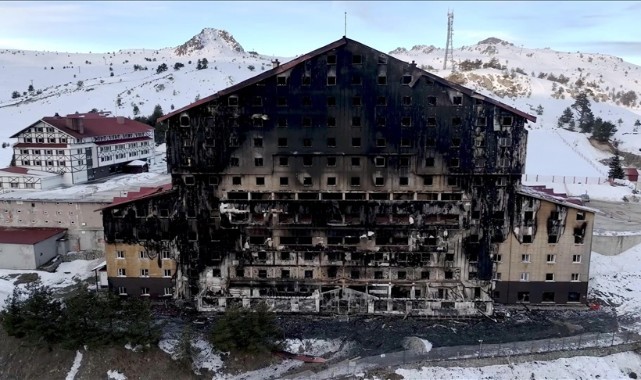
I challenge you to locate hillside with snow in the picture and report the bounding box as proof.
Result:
[1,28,640,197]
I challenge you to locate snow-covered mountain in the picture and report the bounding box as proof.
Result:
[1,28,640,180]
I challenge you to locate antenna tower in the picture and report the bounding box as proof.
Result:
[443,11,454,70]
[344,12,347,37]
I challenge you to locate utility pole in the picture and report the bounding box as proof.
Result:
[443,11,454,70]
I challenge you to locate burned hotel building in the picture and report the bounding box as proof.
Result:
[101,38,594,316]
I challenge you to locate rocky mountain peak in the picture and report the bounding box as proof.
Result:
[174,28,244,56]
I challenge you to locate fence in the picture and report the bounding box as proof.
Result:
[294,331,641,380]
[553,129,608,177]
[521,174,608,185]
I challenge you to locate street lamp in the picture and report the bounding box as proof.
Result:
[478,339,483,358]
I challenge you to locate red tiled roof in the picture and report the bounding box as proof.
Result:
[13,143,67,148]
[0,227,66,245]
[0,166,29,174]
[95,137,152,146]
[0,167,60,178]
[96,183,173,211]
[11,113,153,139]
[158,37,536,123]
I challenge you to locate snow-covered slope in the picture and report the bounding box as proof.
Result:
[0,28,284,167]
[1,30,640,188]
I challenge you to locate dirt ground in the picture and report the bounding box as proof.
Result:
[271,307,618,355]
[0,328,203,380]
[0,304,620,379]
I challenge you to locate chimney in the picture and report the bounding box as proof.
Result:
[116,116,125,124]
[65,117,84,134]
[410,60,417,69]
[272,59,280,67]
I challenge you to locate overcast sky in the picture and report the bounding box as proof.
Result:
[1,1,640,65]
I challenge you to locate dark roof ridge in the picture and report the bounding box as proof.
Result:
[158,36,535,123]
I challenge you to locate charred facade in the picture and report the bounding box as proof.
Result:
[102,38,546,316]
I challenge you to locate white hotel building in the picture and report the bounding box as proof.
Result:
[2,113,154,190]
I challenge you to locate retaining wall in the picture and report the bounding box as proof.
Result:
[592,234,641,256]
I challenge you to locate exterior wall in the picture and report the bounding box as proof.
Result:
[108,276,173,298]
[32,231,66,267]
[0,243,36,269]
[105,242,176,298]
[0,200,106,252]
[0,173,64,191]
[494,281,588,304]
[493,196,593,304]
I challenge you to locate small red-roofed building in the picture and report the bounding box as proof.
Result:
[624,167,639,183]
[0,227,66,269]
[9,112,155,187]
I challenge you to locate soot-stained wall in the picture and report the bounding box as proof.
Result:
[103,38,536,315]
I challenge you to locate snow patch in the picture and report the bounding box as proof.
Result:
[285,338,343,357]
[124,343,143,352]
[0,258,103,311]
[191,338,224,374]
[395,351,641,379]
[421,339,433,353]
[65,351,83,380]
[107,370,127,380]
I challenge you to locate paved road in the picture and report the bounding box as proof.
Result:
[590,199,641,233]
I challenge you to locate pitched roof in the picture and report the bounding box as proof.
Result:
[11,113,153,139]
[0,227,66,245]
[518,185,597,212]
[96,183,174,211]
[14,143,67,148]
[158,37,536,123]
[0,166,60,178]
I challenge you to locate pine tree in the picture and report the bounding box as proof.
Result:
[1,281,65,349]
[148,104,164,125]
[61,284,111,348]
[592,118,618,143]
[210,302,283,354]
[174,325,195,369]
[535,104,544,116]
[608,151,625,180]
[1,287,28,338]
[557,107,575,130]
[571,92,595,133]
[121,296,159,347]
[634,119,641,133]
